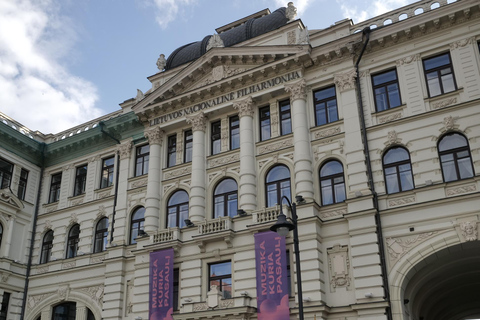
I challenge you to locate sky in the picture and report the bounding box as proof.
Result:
[0,0,421,134]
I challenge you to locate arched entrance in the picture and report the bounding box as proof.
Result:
[400,241,480,320]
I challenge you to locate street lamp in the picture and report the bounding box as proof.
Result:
[270,195,305,320]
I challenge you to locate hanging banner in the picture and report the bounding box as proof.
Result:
[149,248,174,320]
[254,231,290,320]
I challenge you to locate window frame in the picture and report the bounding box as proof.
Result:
[213,178,238,218]
[0,291,10,320]
[0,158,13,189]
[135,144,150,177]
[438,132,474,182]
[208,261,232,299]
[265,165,291,208]
[167,135,177,167]
[371,69,402,112]
[48,172,62,203]
[423,52,457,97]
[279,100,292,136]
[229,115,240,150]
[93,217,108,253]
[40,230,54,264]
[166,190,189,228]
[52,302,76,320]
[382,147,414,194]
[66,224,80,259]
[211,121,221,155]
[319,160,346,205]
[173,268,180,311]
[313,85,339,126]
[17,168,29,200]
[73,164,87,197]
[184,130,193,163]
[259,106,271,141]
[100,156,115,189]
[130,207,145,244]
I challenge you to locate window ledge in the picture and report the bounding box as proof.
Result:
[425,88,463,111]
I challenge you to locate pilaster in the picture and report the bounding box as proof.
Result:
[113,140,133,245]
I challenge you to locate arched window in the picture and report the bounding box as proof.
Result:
[93,218,108,253]
[266,165,291,207]
[319,160,346,205]
[40,230,54,264]
[52,302,76,320]
[383,147,414,194]
[167,190,189,228]
[213,179,238,218]
[66,224,80,258]
[130,207,145,244]
[438,133,474,182]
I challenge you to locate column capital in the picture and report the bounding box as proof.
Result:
[186,112,207,132]
[117,140,133,160]
[233,96,254,118]
[144,126,164,145]
[285,79,307,101]
[334,69,356,92]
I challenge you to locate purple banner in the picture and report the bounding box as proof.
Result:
[149,248,174,320]
[254,231,290,320]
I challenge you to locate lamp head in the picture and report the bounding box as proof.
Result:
[270,211,295,236]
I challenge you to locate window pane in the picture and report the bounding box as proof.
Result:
[215,179,237,194]
[386,173,400,193]
[327,100,338,122]
[321,185,333,205]
[373,70,397,85]
[458,158,474,179]
[320,161,343,176]
[427,75,441,97]
[441,159,457,182]
[227,195,237,218]
[387,83,401,108]
[384,148,409,164]
[210,261,231,276]
[334,183,346,202]
[375,87,388,111]
[424,54,450,70]
[315,104,327,125]
[267,166,290,182]
[441,73,455,93]
[214,196,224,218]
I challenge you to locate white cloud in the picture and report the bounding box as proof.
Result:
[273,0,312,16]
[337,0,416,24]
[0,0,102,134]
[149,0,198,29]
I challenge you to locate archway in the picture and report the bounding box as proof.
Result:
[400,241,480,320]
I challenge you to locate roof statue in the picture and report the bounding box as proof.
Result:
[298,26,310,45]
[206,34,225,51]
[135,89,144,103]
[156,54,166,71]
[285,2,297,21]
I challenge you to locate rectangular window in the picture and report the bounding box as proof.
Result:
[279,100,292,135]
[184,130,193,163]
[313,86,338,126]
[48,172,62,203]
[208,261,232,299]
[135,144,150,176]
[0,158,13,189]
[17,168,29,200]
[100,156,115,189]
[73,164,87,196]
[167,135,177,167]
[211,121,221,155]
[173,268,180,311]
[423,53,456,97]
[259,106,271,141]
[372,69,401,112]
[230,116,240,150]
[0,292,10,320]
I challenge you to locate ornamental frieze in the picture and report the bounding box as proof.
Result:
[164,166,192,180]
[386,231,437,266]
[320,208,347,219]
[208,153,240,168]
[450,37,475,49]
[395,54,420,66]
[144,126,164,145]
[459,221,478,241]
[388,195,416,207]
[314,126,341,139]
[79,285,104,307]
[258,138,293,155]
[446,184,476,196]
[334,69,356,92]
[378,112,402,124]
[131,178,148,188]
[431,97,457,110]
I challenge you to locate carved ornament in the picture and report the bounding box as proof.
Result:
[164,166,192,180]
[156,54,166,71]
[320,208,347,219]
[285,79,307,101]
[450,37,474,49]
[388,196,415,207]
[258,139,293,155]
[186,112,207,132]
[446,184,476,196]
[327,244,351,292]
[57,285,70,301]
[209,153,240,168]
[378,112,402,124]
[206,34,224,51]
[395,54,420,66]
[334,69,356,92]
[79,285,104,307]
[386,231,437,264]
[144,126,164,145]
[233,96,254,118]
[117,141,133,160]
[432,97,457,110]
[131,178,148,188]
[314,126,341,139]
[460,221,477,241]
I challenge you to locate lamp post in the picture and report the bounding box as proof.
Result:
[270,195,305,320]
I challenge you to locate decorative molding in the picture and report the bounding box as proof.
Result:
[57,285,70,301]
[287,30,296,45]
[186,112,207,132]
[97,205,107,219]
[0,189,23,209]
[385,130,401,147]
[395,54,420,66]
[378,112,402,124]
[62,164,74,172]
[206,34,224,51]
[117,141,133,160]
[27,293,51,311]
[0,272,10,283]
[314,126,341,139]
[449,37,474,50]
[285,79,307,101]
[46,204,58,213]
[460,221,477,241]
[144,126,164,145]
[62,261,76,269]
[431,97,457,110]
[233,96,254,118]
[219,299,234,308]
[89,155,101,163]
[71,198,84,206]
[79,285,104,307]
[131,178,148,188]
[90,256,105,264]
[35,266,49,275]
[442,115,457,132]
[327,244,351,292]
[320,208,347,219]
[258,139,293,155]
[164,166,192,180]
[98,190,111,199]
[334,69,356,92]
[69,213,78,226]
[208,153,240,168]
[192,303,209,311]
[386,231,437,264]
[297,27,310,45]
[446,184,476,196]
[388,196,416,207]
[44,220,53,231]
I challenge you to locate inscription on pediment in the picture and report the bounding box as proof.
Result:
[186,64,257,91]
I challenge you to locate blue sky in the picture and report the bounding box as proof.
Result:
[0,0,419,134]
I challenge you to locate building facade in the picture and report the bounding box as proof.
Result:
[1,0,480,319]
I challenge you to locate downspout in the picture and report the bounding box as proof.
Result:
[99,121,121,244]
[354,27,393,320]
[20,142,46,320]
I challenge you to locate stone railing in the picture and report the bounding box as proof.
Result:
[252,206,282,224]
[0,111,36,139]
[351,0,452,33]
[198,217,232,235]
[152,228,180,244]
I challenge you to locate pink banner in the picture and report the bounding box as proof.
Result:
[254,231,290,320]
[149,248,174,320]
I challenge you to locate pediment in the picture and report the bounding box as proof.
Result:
[0,188,24,211]
[133,45,311,113]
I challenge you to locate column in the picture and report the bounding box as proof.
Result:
[113,140,133,245]
[233,96,257,211]
[75,302,88,320]
[3,216,15,257]
[186,112,207,223]
[144,126,164,233]
[285,79,315,200]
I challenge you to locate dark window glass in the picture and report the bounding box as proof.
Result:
[286,251,291,296]
[173,268,179,311]
[0,292,10,320]
[135,145,150,176]
[230,116,240,150]
[94,217,108,253]
[314,86,338,126]
[52,302,76,320]
[266,165,291,207]
[438,133,474,182]
[184,130,193,163]
[0,158,13,189]
[211,121,221,155]
[167,135,177,167]
[423,53,456,97]
[167,190,189,228]
[73,165,87,196]
[279,100,292,135]
[213,178,238,218]
[17,168,28,200]
[0,223,3,249]
[40,230,54,264]
[100,157,115,189]
[320,160,346,205]
[209,261,232,299]
[130,207,145,244]
[87,309,95,320]
[259,106,271,141]
[383,147,414,194]
[372,70,401,112]
[49,173,62,203]
[66,224,80,258]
